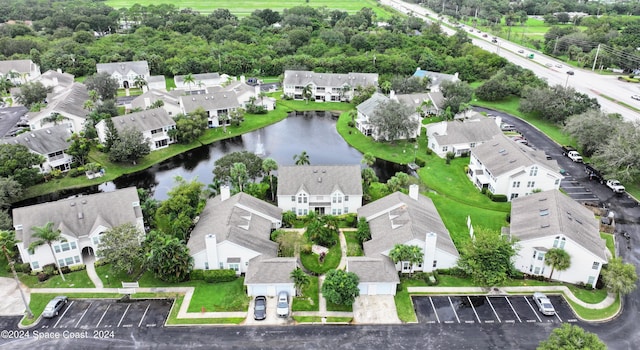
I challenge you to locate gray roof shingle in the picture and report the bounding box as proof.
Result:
[509,190,607,261]
[1,124,71,155]
[13,187,142,246]
[471,134,561,176]
[283,70,378,88]
[131,90,180,110]
[174,73,220,84]
[430,117,502,145]
[356,93,389,116]
[110,108,174,133]
[0,60,35,75]
[29,83,90,121]
[276,165,363,196]
[180,91,241,113]
[187,193,282,256]
[96,61,149,76]
[244,256,297,284]
[346,256,400,283]
[359,192,459,258]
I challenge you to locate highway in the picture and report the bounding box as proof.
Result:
[381,0,640,122]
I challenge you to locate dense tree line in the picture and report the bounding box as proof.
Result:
[0,2,507,82]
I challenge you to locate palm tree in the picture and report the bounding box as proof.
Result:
[28,222,66,281]
[361,153,376,167]
[262,158,278,201]
[230,162,248,192]
[389,244,423,275]
[290,267,310,296]
[183,73,195,92]
[133,75,147,92]
[88,89,99,103]
[293,151,310,165]
[380,80,392,94]
[545,248,571,281]
[83,99,95,111]
[301,84,313,104]
[40,112,69,127]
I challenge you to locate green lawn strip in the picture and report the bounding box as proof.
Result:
[166,295,244,325]
[21,292,121,326]
[343,231,364,257]
[165,77,176,90]
[22,99,353,200]
[105,0,395,18]
[20,269,95,288]
[186,278,249,313]
[326,301,352,312]
[292,275,319,312]
[293,316,352,323]
[300,242,341,274]
[566,294,620,321]
[601,233,615,258]
[394,279,423,322]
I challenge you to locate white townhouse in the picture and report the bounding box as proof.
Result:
[13,187,144,271]
[506,190,609,288]
[467,134,564,201]
[216,76,276,111]
[283,70,378,102]
[187,186,296,296]
[174,72,231,93]
[96,61,150,89]
[276,165,363,216]
[355,92,422,141]
[95,108,176,150]
[27,82,89,132]
[130,90,182,116]
[0,59,41,84]
[412,68,459,92]
[1,125,73,173]
[179,91,241,128]
[32,69,75,95]
[426,115,503,158]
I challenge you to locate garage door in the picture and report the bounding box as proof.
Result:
[249,285,268,296]
[267,286,277,296]
[375,284,395,295]
[358,284,368,295]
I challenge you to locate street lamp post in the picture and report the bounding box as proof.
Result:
[105,275,109,286]
[565,70,575,88]
[414,143,419,164]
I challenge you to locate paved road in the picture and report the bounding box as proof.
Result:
[381,0,640,122]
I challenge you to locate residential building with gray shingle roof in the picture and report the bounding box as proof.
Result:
[33,70,74,95]
[96,61,150,89]
[505,190,608,288]
[0,59,41,84]
[13,187,144,271]
[1,124,72,172]
[355,91,423,141]
[244,256,296,297]
[426,115,503,158]
[283,70,378,102]
[27,82,89,133]
[467,134,564,201]
[413,67,459,92]
[188,186,283,275]
[179,91,241,128]
[95,108,176,151]
[130,90,182,117]
[276,165,363,216]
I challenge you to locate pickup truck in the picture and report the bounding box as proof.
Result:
[606,180,626,194]
[561,146,583,163]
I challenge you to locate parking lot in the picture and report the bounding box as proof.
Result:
[560,171,599,203]
[38,298,172,329]
[413,295,577,325]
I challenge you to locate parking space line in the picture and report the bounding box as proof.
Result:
[467,296,481,323]
[96,304,111,328]
[117,304,132,327]
[53,301,74,328]
[74,302,92,328]
[555,312,563,323]
[139,304,151,327]
[486,297,501,323]
[524,296,542,322]
[448,297,460,323]
[504,297,521,323]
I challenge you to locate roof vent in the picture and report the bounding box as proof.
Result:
[46,129,51,134]
[130,116,134,121]
[540,224,550,228]
[539,209,549,216]
[81,199,87,204]
[192,97,195,101]
[31,133,35,138]
[78,212,84,219]
[317,177,322,183]
[538,198,548,202]
[322,170,326,173]
[205,96,208,100]
[70,202,76,206]
[313,170,318,173]
[119,119,124,124]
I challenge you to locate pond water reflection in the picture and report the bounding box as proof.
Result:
[17,111,407,206]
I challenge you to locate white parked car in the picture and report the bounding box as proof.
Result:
[632,95,640,101]
[532,292,555,316]
[276,291,289,317]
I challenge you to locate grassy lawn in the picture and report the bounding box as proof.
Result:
[300,242,342,274]
[20,269,95,289]
[105,0,396,19]
[566,294,620,321]
[165,77,176,90]
[292,275,319,312]
[22,292,121,326]
[394,278,425,322]
[344,231,364,256]
[601,233,615,257]
[166,295,244,325]
[326,301,352,312]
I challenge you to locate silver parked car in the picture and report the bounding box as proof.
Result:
[532,292,555,316]
[42,295,68,318]
[276,291,289,317]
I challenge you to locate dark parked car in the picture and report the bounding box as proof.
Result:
[42,296,68,318]
[254,296,267,320]
[585,164,604,183]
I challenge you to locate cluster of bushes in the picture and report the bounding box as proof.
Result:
[30,263,86,282]
[415,158,426,167]
[480,188,508,202]
[411,272,438,286]
[190,269,237,283]
[6,262,31,274]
